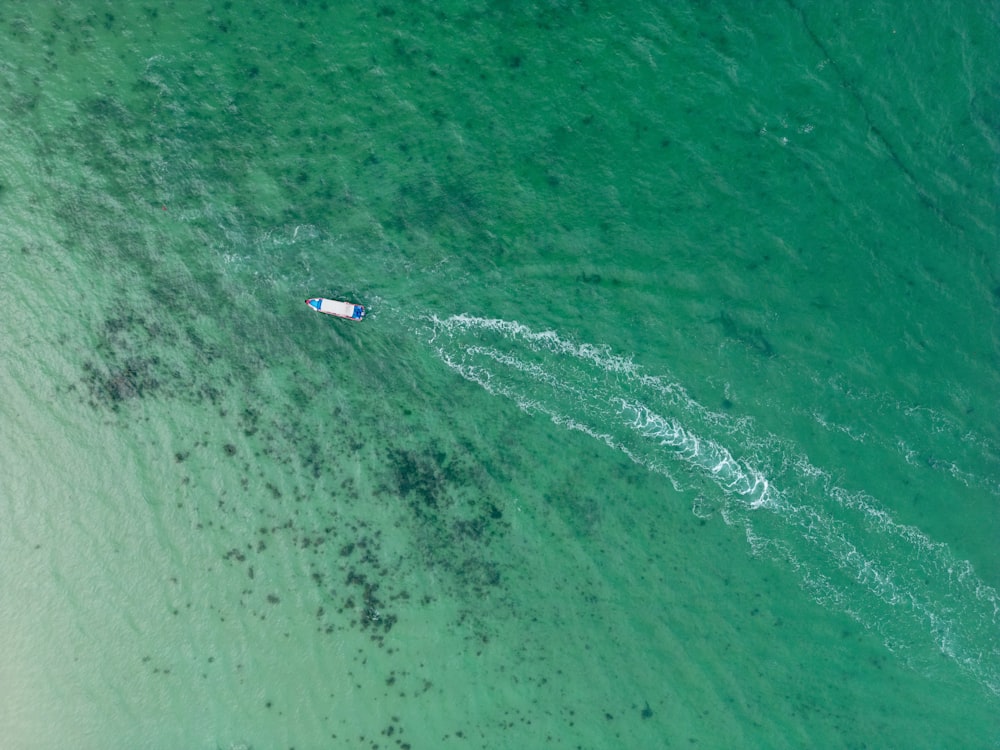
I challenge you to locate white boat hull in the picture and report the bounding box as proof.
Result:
[305,297,365,321]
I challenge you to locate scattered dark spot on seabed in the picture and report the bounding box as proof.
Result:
[784,0,967,236]
[42,23,660,737]
[713,310,776,358]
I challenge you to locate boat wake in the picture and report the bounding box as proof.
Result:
[426,313,1000,698]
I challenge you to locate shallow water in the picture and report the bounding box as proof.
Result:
[1,2,998,748]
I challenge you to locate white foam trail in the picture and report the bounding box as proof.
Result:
[622,400,771,506]
[425,313,1000,698]
[804,373,1000,498]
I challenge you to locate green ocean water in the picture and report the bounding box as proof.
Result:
[1,1,999,747]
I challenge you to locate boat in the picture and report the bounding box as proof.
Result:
[305,297,366,321]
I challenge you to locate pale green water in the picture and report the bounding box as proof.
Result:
[1,1,998,748]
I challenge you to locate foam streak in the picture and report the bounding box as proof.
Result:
[426,314,1000,697]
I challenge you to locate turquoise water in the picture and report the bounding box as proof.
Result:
[1,1,998,747]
